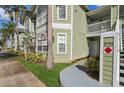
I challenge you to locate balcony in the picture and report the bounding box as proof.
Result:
[88,20,111,34]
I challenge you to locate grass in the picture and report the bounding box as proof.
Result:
[19,59,72,87]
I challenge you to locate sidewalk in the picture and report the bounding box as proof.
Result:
[60,63,110,87]
[0,58,45,87]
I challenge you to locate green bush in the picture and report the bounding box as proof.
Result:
[35,53,46,63]
[27,53,46,64]
[85,57,99,73]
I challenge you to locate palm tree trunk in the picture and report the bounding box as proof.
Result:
[16,11,19,50]
[47,5,54,69]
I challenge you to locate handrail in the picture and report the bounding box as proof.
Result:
[88,20,110,27]
[88,20,111,33]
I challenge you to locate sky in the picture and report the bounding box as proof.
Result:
[0,5,102,29]
[88,5,103,10]
[0,5,31,29]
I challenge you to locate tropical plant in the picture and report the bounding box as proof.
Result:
[0,22,15,47]
[47,5,54,69]
[4,5,26,50]
[22,31,35,53]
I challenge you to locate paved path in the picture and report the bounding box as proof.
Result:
[60,63,110,87]
[0,58,45,87]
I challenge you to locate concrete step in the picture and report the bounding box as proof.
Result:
[120,54,124,56]
[120,58,124,60]
[120,63,124,67]
[120,69,124,74]
[120,77,124,83]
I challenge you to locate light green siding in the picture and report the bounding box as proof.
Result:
[52,5,71,24]
[111,5,118,30]
[72,6,89,60]
[52,29,71,63]
[52,5,72,63]
[103,37,113,85]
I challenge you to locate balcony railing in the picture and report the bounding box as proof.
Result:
[88,20,111,33]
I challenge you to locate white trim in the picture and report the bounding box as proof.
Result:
[88,20,110,27]
[57,5,67,20]
[57,33,67,54]
[52,23,71,29]
[70,5,73,60]
[36,12,38,52]
[100,35,103,83]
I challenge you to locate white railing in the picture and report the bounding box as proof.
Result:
[119,20,123,51]
[88,20,111,33]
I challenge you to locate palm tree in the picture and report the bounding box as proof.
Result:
[47,5,54,69]
[0,22,15,47]
[4,5,26,50]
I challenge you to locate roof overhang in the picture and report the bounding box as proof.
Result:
[20,5,36,24]
[80,5,89,12]
[86,5,111,20]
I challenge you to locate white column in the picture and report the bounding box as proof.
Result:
[113,5,120,87]
[99,35,103,83]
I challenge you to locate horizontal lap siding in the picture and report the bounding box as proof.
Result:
[52,5,72,63]
[111,5,118,31]
[72,6,89,60]
[36,6,48,58]
[53,29,71,63]
[53,5,71,24]
[103,37,113,85]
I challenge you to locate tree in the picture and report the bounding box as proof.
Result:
[22,31,35,53]
[47,5,54,69]
[4,5,26,50]
[0,22,15,47]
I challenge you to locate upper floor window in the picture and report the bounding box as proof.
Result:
[57,5,67,20]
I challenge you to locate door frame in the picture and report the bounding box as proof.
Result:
[100,31,120,86]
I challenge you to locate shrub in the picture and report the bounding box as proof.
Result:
[15,50,24,56]
[85,57,99,73]
[35,53,46,64]
[27,53,46,64]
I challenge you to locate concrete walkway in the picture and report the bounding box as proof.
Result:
[0,58,45,87]
[60,64,110,87]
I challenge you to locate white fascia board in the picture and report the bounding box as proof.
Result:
[52,23,72,29]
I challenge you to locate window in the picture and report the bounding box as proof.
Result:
[37,33,47,52]
[57,5,67,20]
[57,33,67,54]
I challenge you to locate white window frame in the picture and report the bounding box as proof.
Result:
[57,5,67,20]
[37,33,48,53]
[57,33,67,54]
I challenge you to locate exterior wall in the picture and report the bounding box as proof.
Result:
[103,37,113,85]
[52,5,72,63]
[36,5,48,53]
[20,17,35,51]
[72,6,89,60]
[52,29,71,63]
[111,5,118,30]
[52,5,71,24]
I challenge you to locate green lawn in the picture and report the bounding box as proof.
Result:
[19,59,71,87]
